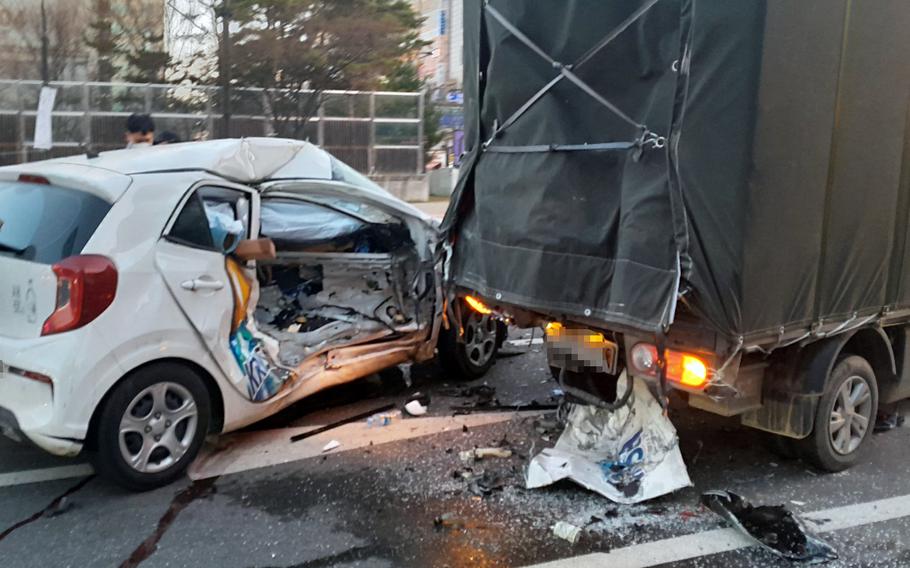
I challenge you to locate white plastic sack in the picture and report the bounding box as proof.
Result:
[527,374,691,504]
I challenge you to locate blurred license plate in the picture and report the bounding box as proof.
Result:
[547,329,619,374]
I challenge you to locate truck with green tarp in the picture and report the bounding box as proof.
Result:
[444,0,910,470]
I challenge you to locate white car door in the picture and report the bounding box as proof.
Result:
[155,183,258,388]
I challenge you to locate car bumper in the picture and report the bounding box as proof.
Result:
[0,405,83,456]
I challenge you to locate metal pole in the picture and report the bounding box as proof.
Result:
[219,0,232,138]
[82,82,91,147]
[144,84,152,113]
[261,90,273,136]
[40,0,49,84]
[368,93,376,174]
[416,91,425,174]
[16,82,27,163]
[317,96,325,147]
[205,87,215,140]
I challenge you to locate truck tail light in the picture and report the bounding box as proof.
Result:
[42,255,118,336]
[629,343,710,390]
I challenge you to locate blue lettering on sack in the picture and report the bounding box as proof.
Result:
[598,429,646,485]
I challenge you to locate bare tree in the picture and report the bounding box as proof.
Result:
[0,0,90,81]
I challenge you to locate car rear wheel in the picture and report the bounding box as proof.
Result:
[90,362,211,491]
[799,355,877,472]
[438,304,502,380]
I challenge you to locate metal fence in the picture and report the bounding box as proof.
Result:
[0,80,425,174]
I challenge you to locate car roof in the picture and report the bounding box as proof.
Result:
[34,138,335,182]
[0,138,339,203]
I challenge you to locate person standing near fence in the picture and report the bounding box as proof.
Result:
[125,113,155,148]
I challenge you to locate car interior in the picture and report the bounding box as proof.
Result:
[252,195,435,367]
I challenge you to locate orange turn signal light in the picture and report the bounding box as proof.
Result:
[629,343,710,390]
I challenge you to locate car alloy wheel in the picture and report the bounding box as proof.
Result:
[827,374,873,455]
[118,382,199,474]
[463,312,497,368]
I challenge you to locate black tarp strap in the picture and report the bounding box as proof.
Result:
[481,0,665,151]
[484,141,638,154]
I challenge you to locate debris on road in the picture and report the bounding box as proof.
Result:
[468,471,509,497]
[526,376,691,504]
[433,513,466,530]
[552,521,583,544]
[453,401,559,414]
[42,496,75,518]
[322,440,341,452]
[459,447,513,464]
[405,400,428,416]
[702,490,838,564]
[290,402,396,442]
[874,411,906,433]
[367,409,402,427]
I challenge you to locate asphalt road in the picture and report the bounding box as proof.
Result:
[3,331,910,568]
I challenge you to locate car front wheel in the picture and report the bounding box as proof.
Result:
[90,362,211,491]
[438,304,502,380]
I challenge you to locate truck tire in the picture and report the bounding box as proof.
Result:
[799,355,878,472]
[90,362,211,491]
[438,305,501,381]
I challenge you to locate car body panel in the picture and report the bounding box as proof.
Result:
[0,139,445,458]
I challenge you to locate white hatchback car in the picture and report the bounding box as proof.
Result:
[0,138,502,490]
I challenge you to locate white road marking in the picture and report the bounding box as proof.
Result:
[526,493,910,568]
[507,337,545,347]
[0,464,94,488]
[188,411,544,480]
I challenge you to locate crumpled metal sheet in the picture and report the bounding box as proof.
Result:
[526,375,691,504]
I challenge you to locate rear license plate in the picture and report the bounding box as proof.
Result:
[547,329,619,374]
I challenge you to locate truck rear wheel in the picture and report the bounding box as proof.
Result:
[799,355,878,472]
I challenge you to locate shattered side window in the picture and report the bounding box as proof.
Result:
[260,199,367,247]
[168,186,251,252]
[168,192,216,249]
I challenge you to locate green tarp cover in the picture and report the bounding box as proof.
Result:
[444,0,910,342]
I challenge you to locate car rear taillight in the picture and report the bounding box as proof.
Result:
[629,343,710,390]
[41,255,118,336]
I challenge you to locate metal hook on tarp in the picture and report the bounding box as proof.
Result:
[633,128,667,161]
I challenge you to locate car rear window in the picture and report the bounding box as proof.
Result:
[0,180,112,264]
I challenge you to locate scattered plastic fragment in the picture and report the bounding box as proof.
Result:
[552,521,582,544]
[702,490,838,564]
[459,447,513,464]
[367,409,402,427]
[433,513,465,530]
[404,400,428,416]
[322,440,341,452]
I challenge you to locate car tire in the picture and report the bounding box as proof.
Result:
[90,362,211,491]
[438,304,501,381]
[798,355,878,472]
